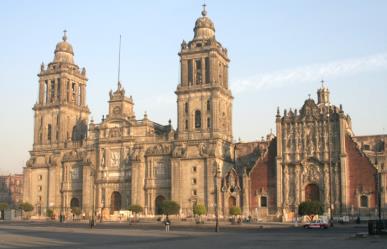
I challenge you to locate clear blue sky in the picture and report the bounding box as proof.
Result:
[1,0,386,174]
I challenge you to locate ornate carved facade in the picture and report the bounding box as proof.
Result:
[23,6,384,221]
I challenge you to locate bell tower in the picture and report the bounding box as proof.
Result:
[33,31,89,148]
[176,5,233,142]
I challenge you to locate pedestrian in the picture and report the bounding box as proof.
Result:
[164,219,170,232]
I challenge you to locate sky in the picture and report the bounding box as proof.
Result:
[0,0,386,174]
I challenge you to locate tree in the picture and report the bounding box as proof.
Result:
[160,200,180,220]
[18,202,33,219]
[193,204,206,224]
[19,202,34,212]
[46,209,54,218]
[229,206,242,224]
[229,206,242,216]
[298,201,324,221]
[0,202,8,211]
[0,202,8,220]
[128,204,143,223]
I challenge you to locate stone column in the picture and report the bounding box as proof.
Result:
[81,85,86,106]
[323,165,330,209]
[47,80,52,103]
[224,65,229,88]
[283,165,289,207]
[181,59,188,86]
[242,172,250,215]
[295,165,300,207]
[201,57,206,84]
[54,78,58,103]
[39,80,44,104]
[67,80,71,103]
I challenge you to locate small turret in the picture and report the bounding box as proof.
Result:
[317,80,330,106]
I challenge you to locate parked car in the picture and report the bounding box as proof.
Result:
[303,220,329,229]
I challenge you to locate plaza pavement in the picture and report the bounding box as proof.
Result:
[0,220,386,249]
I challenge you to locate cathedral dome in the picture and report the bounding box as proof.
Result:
[53,31,75,64]
[193,5,215,40]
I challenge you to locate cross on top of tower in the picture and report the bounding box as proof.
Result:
[63,30,67,41]
[201,3,207,16]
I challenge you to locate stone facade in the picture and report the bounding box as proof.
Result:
[23,6,385,221]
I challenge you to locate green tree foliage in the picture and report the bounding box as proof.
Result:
[128,204,143,214]
[46,209,54,218]
[0,202,8,211]
[193,204,206,216]
[298,201,324,220]
[19,202,34,212]
[129,204,143,223]
[18,202,33,219]
[229,206,242,216]
[193,204,207,224]
[161,200,180,219]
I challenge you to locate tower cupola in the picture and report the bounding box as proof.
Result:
[193,4,215,40]
[53,30,75,64]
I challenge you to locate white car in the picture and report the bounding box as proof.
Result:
[303,220,329,229]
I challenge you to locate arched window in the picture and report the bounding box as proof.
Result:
[360,195,368,208]
[207,100,211,111]
[184,102,188,113]
[207,117,211,128]
[228,196,236,208]
[70,197,80,208]
[47,124,52,142]
[305,183,320,202]
[195,110,201,129]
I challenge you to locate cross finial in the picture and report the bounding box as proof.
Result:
[308,94,311,99]
[320,79,325,88]
[63,29,67,41]
[201,3,207,16]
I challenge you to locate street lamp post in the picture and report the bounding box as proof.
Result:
[214,165,221,232]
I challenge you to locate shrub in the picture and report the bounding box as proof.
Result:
[46,209,54,218]
[193,204,207,224]
[298,201,324,220]
[193,204,206,216]
[229,206,242,216]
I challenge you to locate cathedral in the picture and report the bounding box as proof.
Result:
[23,7,384,221]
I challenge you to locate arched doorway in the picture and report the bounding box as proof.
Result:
[155,195,165,215]
[305,184,320,201]
[111,192,122,213]
[70,198,80,208]
[228,196,236,208]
